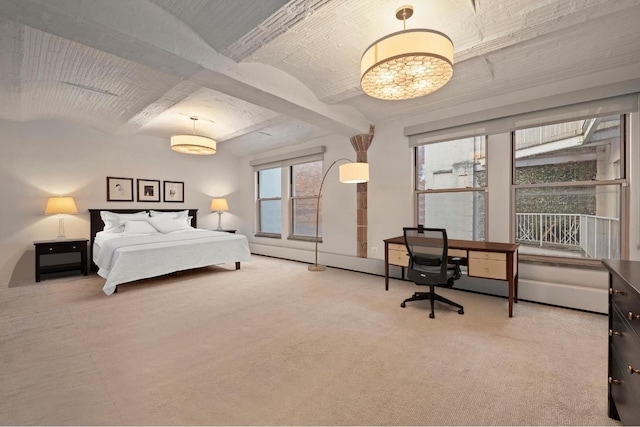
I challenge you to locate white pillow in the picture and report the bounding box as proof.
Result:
[122,220,158,235]
[148,215,189,233]
[100,211,148,233]
[149,210,189,219]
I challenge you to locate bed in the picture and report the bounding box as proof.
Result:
[89,209,251,295]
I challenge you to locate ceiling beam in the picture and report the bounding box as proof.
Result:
[0,0,371,137]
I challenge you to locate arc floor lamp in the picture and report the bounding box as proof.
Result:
[309,159,369,271]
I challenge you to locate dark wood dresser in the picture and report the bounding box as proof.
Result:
[602,259,640,424]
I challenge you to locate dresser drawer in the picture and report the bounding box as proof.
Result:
[611,275,640,332]
[468,251,507,280]
[610,347,640,426]
[611,305,640,389]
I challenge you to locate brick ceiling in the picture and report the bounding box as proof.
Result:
[0,0,639,156]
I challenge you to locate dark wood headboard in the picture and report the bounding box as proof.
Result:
[88,208,198,271]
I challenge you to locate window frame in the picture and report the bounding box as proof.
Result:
[414,135,489,241]
[255,167,282,239]
[510,114,629,266]
[252,148,325,241]
[289,160,323,242]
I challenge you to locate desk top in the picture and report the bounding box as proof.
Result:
[384,236,519,253]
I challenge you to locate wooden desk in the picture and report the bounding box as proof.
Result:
[384,236,519,317]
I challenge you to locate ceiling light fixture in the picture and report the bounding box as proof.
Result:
[360,5,454,100]
[171,117,217,155]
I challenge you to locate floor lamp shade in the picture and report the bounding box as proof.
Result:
[45,196,78,239]
[339,162,369,183]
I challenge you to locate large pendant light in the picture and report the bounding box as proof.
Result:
[360,5,453,100]
[171,117,217,155]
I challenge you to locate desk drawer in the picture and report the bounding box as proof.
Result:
[388,244,409,267]
[388,244,467,268]
[449,249,467,258]
[468,251,506,280]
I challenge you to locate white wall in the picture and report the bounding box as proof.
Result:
[240,106,640,315]
[3,96,638,315]
[0,118,243,285]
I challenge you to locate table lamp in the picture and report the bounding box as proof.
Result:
[210,198,229,230]
[45,196,78,239]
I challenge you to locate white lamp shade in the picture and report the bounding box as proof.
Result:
[339,163,369,184]
[45,196,78,215]
[171,135,217,155]
[361,29,454,100]
[210,198,229,212]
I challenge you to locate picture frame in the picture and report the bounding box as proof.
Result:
[106,176,134,202]
[137,179,161,202]
[163,180,184,203]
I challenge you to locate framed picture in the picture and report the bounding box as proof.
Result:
[137,179,161,202]
[163,180,184,203]
[106,176,134,201]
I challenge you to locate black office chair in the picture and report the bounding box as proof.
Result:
[401,226,464,319]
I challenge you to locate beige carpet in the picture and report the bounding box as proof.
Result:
[0,255,620,426]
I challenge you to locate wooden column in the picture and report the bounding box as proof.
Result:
[350,124,374,258]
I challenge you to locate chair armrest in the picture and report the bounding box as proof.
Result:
[448,257,462,280]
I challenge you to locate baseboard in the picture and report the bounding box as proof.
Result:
[248,243,609,314]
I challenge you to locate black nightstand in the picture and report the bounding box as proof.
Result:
[33,239,89,282]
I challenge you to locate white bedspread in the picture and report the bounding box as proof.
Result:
[93,229,251,295]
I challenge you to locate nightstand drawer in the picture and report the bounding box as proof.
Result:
[36,242,84,254]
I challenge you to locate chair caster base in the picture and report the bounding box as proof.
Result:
[429,313,435,319]
[400,302,406,308]
[458,309,464,315]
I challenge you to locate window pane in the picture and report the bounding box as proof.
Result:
[417,191,485,241]
[514,116,622,184]
[259,168,281,198]
[416,136,486,190]
[259,200,281,233]
[293,198,319,237]
[515,185,620,259]
[293,161,322,197]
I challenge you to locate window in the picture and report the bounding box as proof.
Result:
[513,115,626,261]
[257,167,281,236]
[252,147,325,240]
[415,136,487,241]
[291,161,323,239]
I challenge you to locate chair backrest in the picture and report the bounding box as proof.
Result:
[403,226,449,283]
